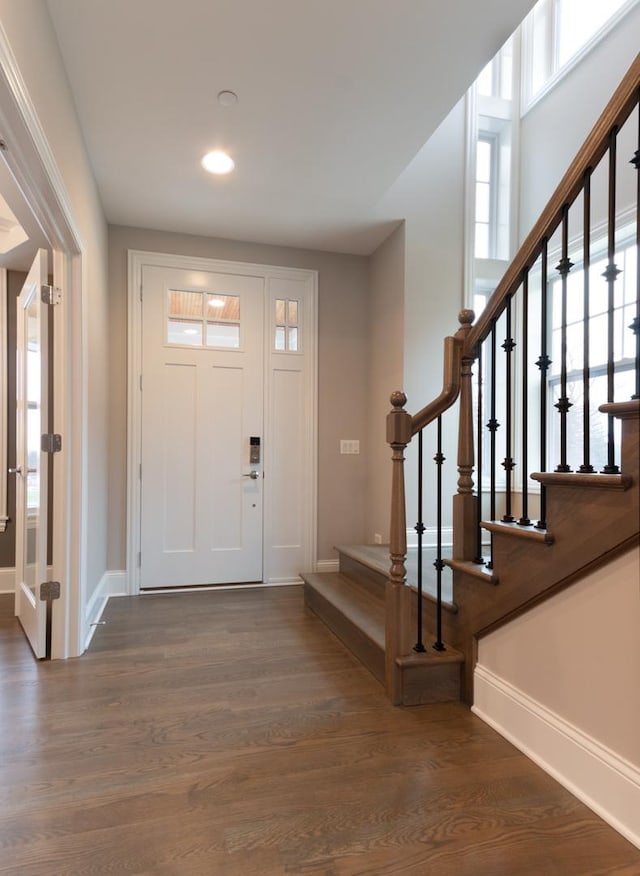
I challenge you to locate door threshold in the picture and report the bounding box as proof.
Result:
[139,580,303,595]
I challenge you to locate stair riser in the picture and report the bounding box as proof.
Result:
[338,552,387,600]
[304,583,385,684]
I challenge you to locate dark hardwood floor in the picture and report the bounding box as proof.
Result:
[0,588,638,875]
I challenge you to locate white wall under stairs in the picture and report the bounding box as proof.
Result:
[473,545,640,850]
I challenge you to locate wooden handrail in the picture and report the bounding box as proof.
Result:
[410,309,474,435]
[466,52,640,355]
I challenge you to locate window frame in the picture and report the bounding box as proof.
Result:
[521,0,640,115]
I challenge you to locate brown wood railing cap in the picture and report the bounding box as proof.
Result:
[599,400,640,419]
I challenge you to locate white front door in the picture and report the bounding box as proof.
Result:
[14,249,49,656]
[140,265,264,588]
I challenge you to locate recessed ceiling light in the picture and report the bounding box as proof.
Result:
[217,90,238,107]
[201,150,235,175]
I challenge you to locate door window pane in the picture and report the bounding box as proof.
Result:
[206,322,240,348]
[167,289,240,348]
[274,298,301,352]
[205,294,240,348]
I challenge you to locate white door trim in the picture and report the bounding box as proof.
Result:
[0,23,86,657]
[127,250,318,594]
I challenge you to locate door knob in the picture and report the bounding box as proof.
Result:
[242,470,259,480]
[8,466,22,475]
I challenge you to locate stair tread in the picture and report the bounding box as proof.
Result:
[481,520,554,544]
[396,646,464,668]
[302,572,385,649]
[531,471,632,490]
[444,558,498,584]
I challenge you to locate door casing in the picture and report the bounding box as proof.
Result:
[0,30,85,658]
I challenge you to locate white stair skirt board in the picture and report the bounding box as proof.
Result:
[473,664,640,850]
[0,567,15,593]
[84,571,128,651]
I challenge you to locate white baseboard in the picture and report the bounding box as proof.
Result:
[84,570,128,651]
[314,559,339,573]
[473,664,640,850]
[141,579,303,594]
[0,566,14,594]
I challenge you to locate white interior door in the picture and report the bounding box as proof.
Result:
[14,249,49,657]
[140,265,264,588]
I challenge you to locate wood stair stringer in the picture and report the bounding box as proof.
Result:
[439,402,639,703]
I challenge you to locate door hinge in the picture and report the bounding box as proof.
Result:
[41,285,62,305]
[41,433,62,454]
[40,581,61,601]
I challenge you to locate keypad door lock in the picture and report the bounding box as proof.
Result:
[250,436,261,464]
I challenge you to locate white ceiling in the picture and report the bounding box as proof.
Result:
[44,0,535,256]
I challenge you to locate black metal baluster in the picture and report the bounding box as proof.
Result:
[433,416,445,652]
[414,429,425,653]
[603,127,621,473]
[631,98,640,401]
[580,170,594,472]
[474,345,485,564]
[502,296,516,521]
[555,205,574,472]
[536,240,550,530]
[519,271,532,525]
[486,324,498,567]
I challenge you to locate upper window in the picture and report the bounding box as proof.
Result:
[522,0,638,110]
[476,39,514,101]
[466,36,516,310]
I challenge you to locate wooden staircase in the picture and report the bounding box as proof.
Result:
[304,401,639,706]
[304,55,640,708]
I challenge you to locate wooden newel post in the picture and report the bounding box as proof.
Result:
[453,309,478,561]
[387,390,411,587]
[385,390,412,703]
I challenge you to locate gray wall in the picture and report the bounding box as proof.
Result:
[366,223,405,543]
[107,225,370,568]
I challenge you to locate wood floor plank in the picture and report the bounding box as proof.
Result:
[0,589,638,875]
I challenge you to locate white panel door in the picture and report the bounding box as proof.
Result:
[14,249,49,656]
[140,265,264,588]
